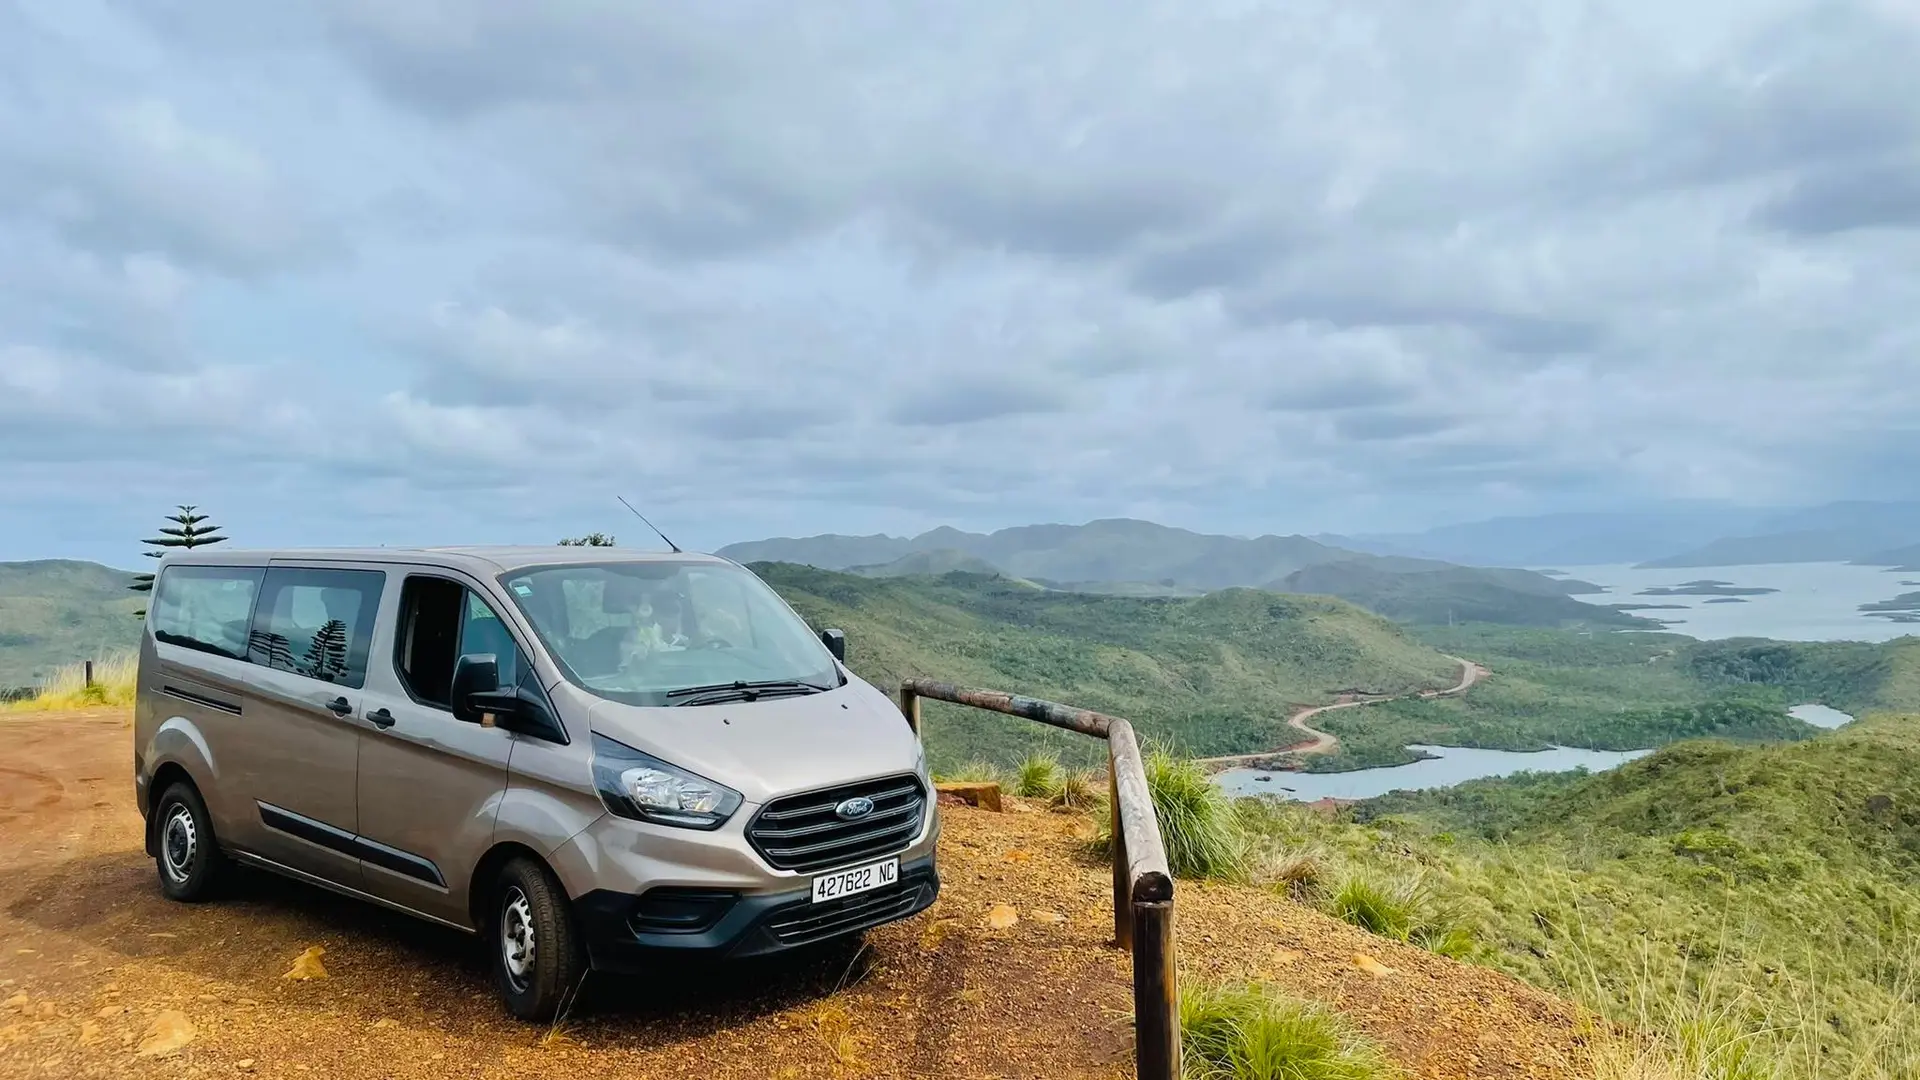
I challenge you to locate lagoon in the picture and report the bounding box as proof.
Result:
[1217,704,1854,804]
[1215,744,1654,801]
[1556,561,1920,643]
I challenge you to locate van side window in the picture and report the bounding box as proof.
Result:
[248,568,385,688]
[396,576,521,708]
[152,565,265,660]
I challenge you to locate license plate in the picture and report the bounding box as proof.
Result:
[810,857,899,903]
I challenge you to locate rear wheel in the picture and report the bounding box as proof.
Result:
[490,857,587,1022]
[153,781,226,902]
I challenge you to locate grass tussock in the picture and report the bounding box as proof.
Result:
[1048,768,1102,811]
[1011,750,1103,811]
[1095,744,1250,881]
[1180,981,1398,1080]
[3,653,137,712]
[1013,750,1065,798]
[935,760,1005,786]
[1325,872,1473,959]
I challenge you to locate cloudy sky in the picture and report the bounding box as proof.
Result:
[4,0,1919,565]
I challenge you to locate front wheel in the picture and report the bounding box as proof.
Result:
[491,857,588,1022]
[152,781,227,902]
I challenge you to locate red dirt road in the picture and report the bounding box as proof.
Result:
[1,709,1582,1080]
[1199,656,1489,768]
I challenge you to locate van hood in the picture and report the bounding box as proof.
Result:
[582,675,923,805]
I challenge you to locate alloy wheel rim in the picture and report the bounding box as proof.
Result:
[501,887,536,991]
[161,804,197,884]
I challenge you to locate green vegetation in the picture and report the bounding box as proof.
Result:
[848,548,1005,578]
[1179,981,1398,1080]
[726,517,1636,626]
[1288,624,1920,771]
[1273,560,1652,629]
[1239,717,1920,1077]
[558,532,617,546]
[756,562,1461,769]
[0,560,144,687]
[1096,744,1251,881]
[1012,750,1064,797]
[1324,872,1472,959]
[1,653,137,712]
[131,505,227,612]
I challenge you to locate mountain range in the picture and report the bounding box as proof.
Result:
[1316,500,1920,571]
[718,518,1647,628]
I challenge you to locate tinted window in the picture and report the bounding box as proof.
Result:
[152,565,265,660]
[249,568,386,688]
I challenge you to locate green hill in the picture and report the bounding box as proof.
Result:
[752,563,1462,768]
[0,560,143,688]
[1271,561,1652,629]
[846,549,1006,578]
[724,517,1629,626]
[1253,717,1920,1076]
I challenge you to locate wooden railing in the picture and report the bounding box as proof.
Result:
[898,678,1179,1080]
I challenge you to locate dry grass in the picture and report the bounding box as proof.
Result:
[2,653,136,712]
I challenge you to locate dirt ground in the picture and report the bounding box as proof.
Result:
[0,710,1590,1079]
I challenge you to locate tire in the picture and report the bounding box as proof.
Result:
[153,781,227,902]
[490,857,588,1023]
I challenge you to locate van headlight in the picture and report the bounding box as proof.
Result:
[591,733,743,830]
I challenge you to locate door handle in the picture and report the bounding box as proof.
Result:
[326,696,352,717]
[366,708,397,729]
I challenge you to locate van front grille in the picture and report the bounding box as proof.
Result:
[763,878,930,946]
[746,774,927,874]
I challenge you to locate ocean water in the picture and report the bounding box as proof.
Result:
[1553,561,1920,643]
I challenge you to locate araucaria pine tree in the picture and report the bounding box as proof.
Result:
[131,505,229,613]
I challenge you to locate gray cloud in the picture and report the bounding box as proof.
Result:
[4,0,1920,565]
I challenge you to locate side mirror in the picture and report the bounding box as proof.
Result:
[452,654,514,726]
[820,628,846,663]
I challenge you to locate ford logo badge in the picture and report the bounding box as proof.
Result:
[835,796,875,820]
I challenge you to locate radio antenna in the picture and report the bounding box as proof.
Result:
[616,496,682,553]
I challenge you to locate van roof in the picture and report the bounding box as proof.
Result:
[157,546,731,574]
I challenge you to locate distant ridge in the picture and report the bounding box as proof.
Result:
[719,518,1632,627]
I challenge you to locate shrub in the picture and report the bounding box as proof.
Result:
[1097,744,1249,881]
[1180,981,1398,1080]
[1013,750,1065,798]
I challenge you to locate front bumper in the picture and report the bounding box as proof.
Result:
[575,855,939,972]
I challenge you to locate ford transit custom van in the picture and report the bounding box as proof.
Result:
[133,547,938,1020]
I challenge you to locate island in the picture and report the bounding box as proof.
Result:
[1860,592,1920,621]
[1637,579,1780,597]
[1703,597,1750,604]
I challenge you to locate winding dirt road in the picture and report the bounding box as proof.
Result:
[1198,655,1488,768]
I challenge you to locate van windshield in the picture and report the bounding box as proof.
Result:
[498,560,842,707]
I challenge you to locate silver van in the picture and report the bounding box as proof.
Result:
[133,546,939,1020]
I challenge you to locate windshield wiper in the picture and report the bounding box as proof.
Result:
[665,679,833,706]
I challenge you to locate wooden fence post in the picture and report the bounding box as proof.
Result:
[1110,743,1130,951]
[898,685,921,734]
[1131,899,1180,1080]
[84,660,94,688]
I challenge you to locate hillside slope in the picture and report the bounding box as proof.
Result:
[1339,716,1920,1077]
[0,559,141,687]
[1273,561,1649,629]
[754,563,1462,767]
